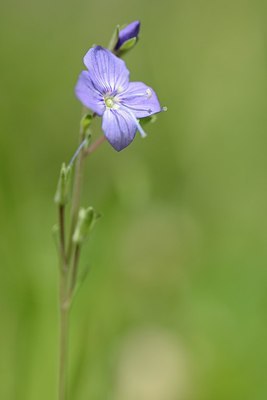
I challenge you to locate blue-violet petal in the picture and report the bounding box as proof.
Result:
[83,46,129,93]
[102,108,137,151]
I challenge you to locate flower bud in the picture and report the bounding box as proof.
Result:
[72,207,99,244]
[80,113,93,134]
[54,163,72,206]
[115,21,140,53]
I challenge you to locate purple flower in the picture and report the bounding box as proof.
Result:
[115,21,141,51]
[75,46,162,151]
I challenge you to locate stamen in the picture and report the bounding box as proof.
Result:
[120,101,152,114]
[134,115,147,138]
[120,105,147,138]
[146,88,152,98]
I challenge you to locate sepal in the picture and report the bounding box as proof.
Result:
[72,206,100,244]
[81,113,93,133]
[108,25,120,51]
[139,114,157,127]
[118,37,137,54]
[54,163,72,206]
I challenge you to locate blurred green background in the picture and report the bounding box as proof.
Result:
[1,0,267,399]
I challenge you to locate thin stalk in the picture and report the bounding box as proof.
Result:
[58,272,70,400]
[67,134,106,261]
[68,139,87,167]
[66,110,97,261]
[58,204,69,400]
[67,132,85,263]
[59,205,66,271]
[70,244,81,295]
[57,117,105,400]
[84,135,106,157]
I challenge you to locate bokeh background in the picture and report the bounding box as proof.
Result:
[1,0,267,399]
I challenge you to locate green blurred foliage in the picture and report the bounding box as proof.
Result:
[1,0,267,399]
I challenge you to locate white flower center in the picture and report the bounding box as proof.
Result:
[104,95,119,110]
[105,97,115,108]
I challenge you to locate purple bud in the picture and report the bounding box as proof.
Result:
[115,21,141,51]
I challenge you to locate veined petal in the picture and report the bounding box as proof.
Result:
[102,108,137,151]
[118,81,161,118]
[83,46,129,94]
[75,71,105,115]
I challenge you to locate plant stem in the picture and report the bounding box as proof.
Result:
[67,132,85,263]
[84,135,106,157]
[70,244,81,295]
[57,119,105,400]
[58,203,70,400]
[59,205,66,271]
[59,270,70,400]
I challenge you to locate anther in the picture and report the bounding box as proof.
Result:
[146,88,152,98]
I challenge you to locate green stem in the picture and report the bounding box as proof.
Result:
[58,271,70,400]
[70,244,81,296]
[57,116,105,400]
[59,205,66,271]
[67,132,85,263]
[66,109,98,261]
[58,203,70,400]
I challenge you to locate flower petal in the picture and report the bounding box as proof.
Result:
[83,46,129,94]
[118,81,161,118]
[102,108,137,151]
[75,71,105,115]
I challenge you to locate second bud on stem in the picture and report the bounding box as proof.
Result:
[72,206,100,245]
